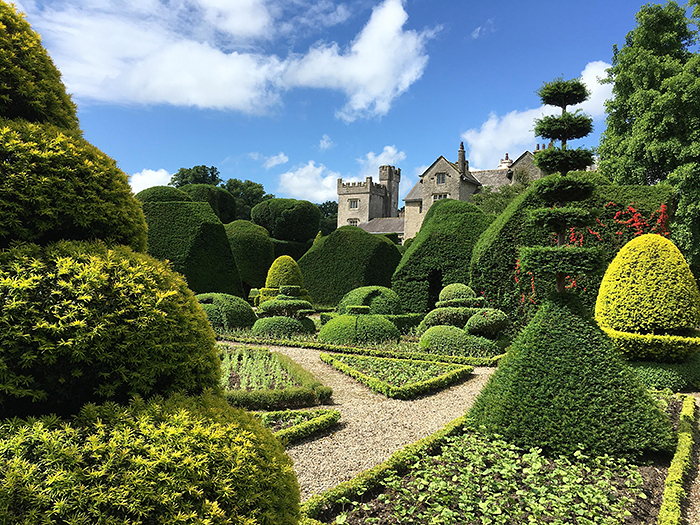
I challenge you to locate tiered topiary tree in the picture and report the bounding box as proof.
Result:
[258,255,311,305]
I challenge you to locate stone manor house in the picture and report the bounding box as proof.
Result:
[337,142,546,242]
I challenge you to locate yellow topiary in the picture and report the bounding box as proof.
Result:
[595,234,700,362]
[259,255,311,305]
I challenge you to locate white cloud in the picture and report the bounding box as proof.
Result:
[20,0,433,120]
[461,61,612,170]
[129,168,172,193]
[471,18,495,39]
[263,152,289,168]
[277,161,340,202]
[319,133,335,150]
[357,145,406,177]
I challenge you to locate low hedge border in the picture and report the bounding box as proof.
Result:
[222,335,503,367]
[224,346,332,410]
[657,394,696,525]
[599,325,700,363]
[319,353,473,400]
[266,409,342,446]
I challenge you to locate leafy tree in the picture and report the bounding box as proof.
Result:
[471,170,532,217]
[598,1,700,276]
[169,165,222,188]
[224,178,274,219]
[316,200,338,217]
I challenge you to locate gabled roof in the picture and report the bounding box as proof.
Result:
[358,217,405,234]
[471,169,511,188]
[418,155,482,186]
[403,181,422,202]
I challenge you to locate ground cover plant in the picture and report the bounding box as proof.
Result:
[320,353,473,399]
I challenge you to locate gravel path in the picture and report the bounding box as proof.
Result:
[266,345,494,502]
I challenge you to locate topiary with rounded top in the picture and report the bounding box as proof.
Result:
[417,307,481,334]
[196,293,257,332]
[259,255,311,304]
[419,325,499,358]
[135,185,193,203]
[595,233,700,362]
[435,283,486,308]
[252,316,311,338]
[337,286,403,315]
[251,198,321,242]
[0,241,221,418]
[318,314,400,345]
[464,308,510,338]
[180,184,237,224]
[0,392,300,525]
[224,220,275,292]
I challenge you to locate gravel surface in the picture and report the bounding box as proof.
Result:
[686,392,700,525]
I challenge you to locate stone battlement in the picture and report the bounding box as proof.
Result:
[337,176,386,194]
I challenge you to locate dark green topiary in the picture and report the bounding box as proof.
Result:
[0,3,79,130]
[464,308,510,338]
[251,198,321,242]
[0,393,300,525]
[419,325,499,358]
[318,314,400,345]
[0,118,148,251]
[224,220,275,292]
[417,307,481,334]
[0,241,220,418]
[135,185,193,203]
[196,293,257,331]
[272,238,314,261]
[299,226,402,307]
[252,316,310,338]
[180,184,237,224]
[467,294,675,457]
[337,286,403,315]
[141,201,243,296]
[259,298,314,318]
[393,200,493,313]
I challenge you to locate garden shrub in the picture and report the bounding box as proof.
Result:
[180,184,237,224]
[0,2,79,130]
[259,298,314,318]
[417,307,481,334]
[273,238,314,260]
[141,201,243,296]
[224,220,275,291]
[299,226,402,306]
[595,234,700,362]
[0,393,300,525]
[0,118,148,251]
[467,294,675,457]
[434,283,486,308]
[337,286,403,315]
[0,241,220,418]
[252,316,311,338]
[627,352,700,391]
[196,292,257,331]
[251,198,321,242]
[259,255,311,304]
[135,185,193,203]
[318,314,400,345]
[393,200,493,313]
[419,326,500,357]
[464,308,510,338]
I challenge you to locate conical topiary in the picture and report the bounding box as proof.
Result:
[467,294,675,457]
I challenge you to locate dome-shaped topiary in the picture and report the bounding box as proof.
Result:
[439,283,476,302]
[252,316,311,338]
[196,293,257,331]
[0,3,79,129]
[0,241,220,418]
[417,307,481,334]
[135,185,193,203]
[464,308,510,338]
[318,314,400,345]
[419,325,499,358]
[251,198,321,242]
[259,255,311,304]
[595,234,700,362]
[224,220,275,291]
[0,393,300,525]
[337,286,403,315]
[0,118,148,251]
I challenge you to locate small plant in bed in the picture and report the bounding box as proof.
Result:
[223,346,300,391]
[255,408,342,446]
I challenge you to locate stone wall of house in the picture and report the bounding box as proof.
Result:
[403,200,424,240]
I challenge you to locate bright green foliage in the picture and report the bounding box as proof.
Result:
[417,307,481,334]
[252,316,311,338]
[518,245,605,276]
[0,3,78,129]
[0,241,220,418]
[180,184,237,224]
[439,283,475,302]
[169,165,222,187]
[135,185,193,203]
[468,294,675,457]
[224,220,275,291]
[528,206,594,231]
[393,200,493,313]
[0,393,300,525]
[595,234,700,362]
[251,198,321,242]
[535,174,595,203]
[259,255,311,304]
[419,325,499,358]
[141,201,243,296]
[318,314,400,345]
[534,112,593,143]
[196,292,257,331]
[299,226,402,306]
[464,308,509,338]
[0,118,148,251]
[337,286,403,315]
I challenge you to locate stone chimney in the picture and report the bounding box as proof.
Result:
[498,152,513,169]
[458,142,468,174]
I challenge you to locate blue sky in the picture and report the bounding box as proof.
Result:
[17,0,655,203]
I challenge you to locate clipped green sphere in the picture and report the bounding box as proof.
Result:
[337,286,403,315]
[439,283,476,302]
[318,314,400,345]
[196,293,257,331]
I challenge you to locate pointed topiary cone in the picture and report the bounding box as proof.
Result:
[468,293,675,457]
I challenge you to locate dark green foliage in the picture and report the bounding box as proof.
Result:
[417,307,481,334]
[0,3,78,130]
[320,215,338,236]
[272,238,314,260]
[0,118,148,251]
[252,316,310,338]
[251,198,321,242]
[534,173,595,203]
[534,147,595,176]
[0,393,300,525]
[467,295,675,457]
[471,173,532,217]
[628,352,700,391]
[316,200,338,217]
[537,77,590,108]
[346,305,371,315]
[0,241,220,418]
[318,314,400,345]
[169,165,222,187]
[393,200,493,313]
[141,201,243,296]
[135,185,192,203]
[180,184,237,223]
[382,232,401,244]
[464,308,510,338]
[299,226,402,306]
[196,293,257,331]
[259,298,314,318]
[224,220,275,291]
[225,178,274,220]
[383,313,426,334]
[419,325,499,358]
[337,286,403,315]
[528,207,594,231]
[518,245,605,275]
[534,112,593,143]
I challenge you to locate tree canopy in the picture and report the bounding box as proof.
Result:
[169,165,222,188]
[224,178,275,220]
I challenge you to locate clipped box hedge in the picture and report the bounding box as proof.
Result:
[259,409,342,446]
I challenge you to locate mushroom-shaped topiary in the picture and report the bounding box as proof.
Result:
[435,283,485,308]
[337,286,403,315]
[259,255,311,304]
[595,234,700,362]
